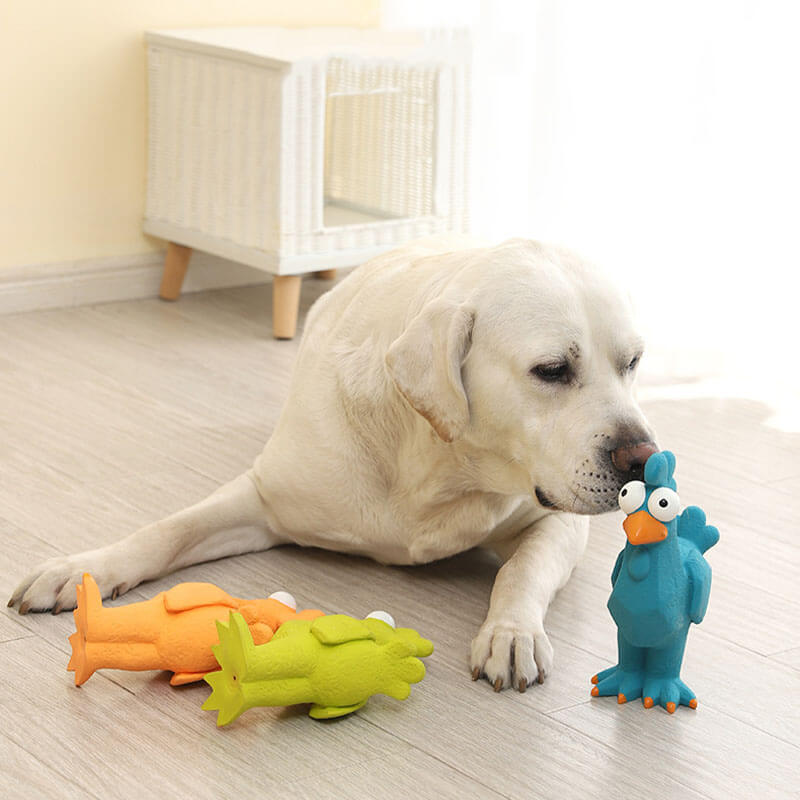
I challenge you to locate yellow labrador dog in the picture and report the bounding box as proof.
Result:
[9,237,656,692]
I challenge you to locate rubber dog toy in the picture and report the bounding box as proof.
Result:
[591,451,719,713]
[202,610,433,725]
[67,573,323,686]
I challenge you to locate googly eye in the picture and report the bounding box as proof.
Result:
[647,487,681,522]
[366,611,395,628]
[618,481,646,514]
[268,591,296,610]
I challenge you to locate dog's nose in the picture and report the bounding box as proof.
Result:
[610,441,659,477]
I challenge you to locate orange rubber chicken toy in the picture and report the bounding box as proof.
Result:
[67,573,323,687]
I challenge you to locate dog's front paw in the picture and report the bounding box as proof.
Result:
[7,550,133,615]
[470,617,554,692]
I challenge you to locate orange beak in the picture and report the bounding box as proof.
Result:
[623,510,668,545]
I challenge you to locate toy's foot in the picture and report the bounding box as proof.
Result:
[67,630,94,686]
[591,665,616,685]
[67,576,103,686]
[641,676,696,713]
[590,665,643,703]
[309,699,367,719]
[203,613,254,726]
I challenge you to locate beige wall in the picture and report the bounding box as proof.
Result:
[0,1,380,270]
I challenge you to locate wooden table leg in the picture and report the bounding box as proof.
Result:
[159,243,192,301]
[272,275,302,340]
[313,269,337,280]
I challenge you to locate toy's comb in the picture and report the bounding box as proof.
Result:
[644,450,677,489]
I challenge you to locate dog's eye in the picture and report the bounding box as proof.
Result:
[626,353,642,373]
[531,362,571,384]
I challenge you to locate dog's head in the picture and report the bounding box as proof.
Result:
[385,239,657,514]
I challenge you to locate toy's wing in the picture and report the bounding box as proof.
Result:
[237,599,289,630]
[677,506,720,555]
[310,614,375,645]
[611,549,625,587]
[269,618,314,641]
[163,583,237,613]
[684,548,713,624]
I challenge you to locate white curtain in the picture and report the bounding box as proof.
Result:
[383,1,799,392]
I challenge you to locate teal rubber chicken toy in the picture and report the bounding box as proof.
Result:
[591,451,719,713]
[203,610,433,725]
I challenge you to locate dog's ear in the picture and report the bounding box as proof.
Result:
[385,299,475,442]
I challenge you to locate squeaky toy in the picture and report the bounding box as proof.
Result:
[591,451,719,713]
[67,573,323,686]
[203,609,433,725]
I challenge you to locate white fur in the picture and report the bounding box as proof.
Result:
[9,236,654,691]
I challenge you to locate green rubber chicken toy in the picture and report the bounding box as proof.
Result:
[202,609,433,725]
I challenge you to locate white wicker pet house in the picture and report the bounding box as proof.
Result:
[143,26,471,338]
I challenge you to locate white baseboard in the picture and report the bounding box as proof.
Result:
[0,251,274,316]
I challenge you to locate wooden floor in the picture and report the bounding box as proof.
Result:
[0,278,798,800]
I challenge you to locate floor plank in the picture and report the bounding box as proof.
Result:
[283,746,509,800]
[0,731,90,800]
[771,647,800,671]
[550,700,798,800]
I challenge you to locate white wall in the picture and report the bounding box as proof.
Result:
[385,0,800,390]
[0,0,379,271]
